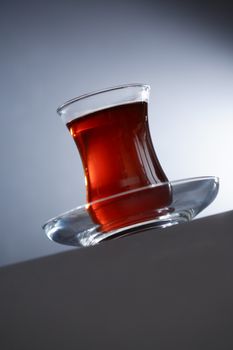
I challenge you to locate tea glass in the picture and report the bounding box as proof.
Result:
[43,84,219,247]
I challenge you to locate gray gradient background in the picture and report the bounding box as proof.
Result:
[0,0,232,266]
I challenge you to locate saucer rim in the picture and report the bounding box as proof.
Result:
[43,175,219,228]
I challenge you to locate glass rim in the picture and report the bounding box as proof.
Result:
[56,83,150,116]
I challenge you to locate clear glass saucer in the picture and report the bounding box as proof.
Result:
[43,176,219,247]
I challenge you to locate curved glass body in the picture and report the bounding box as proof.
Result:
[57,84,172,231]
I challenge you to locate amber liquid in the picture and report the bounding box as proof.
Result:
[67,102,172,232]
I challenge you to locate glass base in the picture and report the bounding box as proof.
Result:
[43,176,219,247]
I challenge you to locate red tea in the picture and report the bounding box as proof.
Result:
[67,102,172,231]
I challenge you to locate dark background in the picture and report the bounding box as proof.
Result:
[1,210,233,349]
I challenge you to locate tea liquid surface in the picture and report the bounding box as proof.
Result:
[67,102,172,231]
